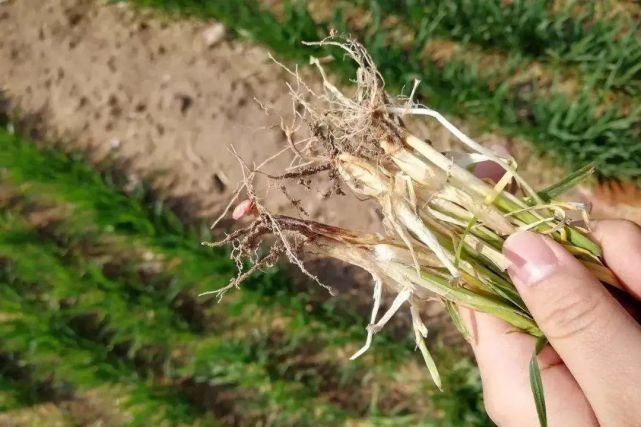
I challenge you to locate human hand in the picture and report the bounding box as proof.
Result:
[462,220,641,426]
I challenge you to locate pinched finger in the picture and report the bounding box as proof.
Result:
[591,219,641,300]
[459,308,596,426]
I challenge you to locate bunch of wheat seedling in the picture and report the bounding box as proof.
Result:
[205,37,619,425]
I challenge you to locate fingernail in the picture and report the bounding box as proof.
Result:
[503,231,559,286]
[473,145,513,184]
[473,160,505,183]
[232,199,256,220]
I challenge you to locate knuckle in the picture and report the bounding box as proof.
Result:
[538,282,603,340]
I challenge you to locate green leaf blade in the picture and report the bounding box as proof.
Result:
[529,337,548,427]
[536,163,595,203]
[415,328,442,391]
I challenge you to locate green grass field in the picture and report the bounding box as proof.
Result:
[0,121,489,425]
[131,0,641,185]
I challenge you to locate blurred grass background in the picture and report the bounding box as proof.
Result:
[3,0,641,425]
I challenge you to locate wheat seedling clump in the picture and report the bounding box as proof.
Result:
[205,37,618,421]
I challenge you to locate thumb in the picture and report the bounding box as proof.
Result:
[503,231,641,424]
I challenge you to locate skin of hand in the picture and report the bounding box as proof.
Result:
[467,159,641,426]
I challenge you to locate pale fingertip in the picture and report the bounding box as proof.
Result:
[232,199,256,220]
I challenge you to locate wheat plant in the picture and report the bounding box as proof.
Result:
[208,37,619,426]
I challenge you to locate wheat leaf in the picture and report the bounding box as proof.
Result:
[445,300,470,341]
[414,328,442,391]
[529,336,548,427]
[536,163,595,202]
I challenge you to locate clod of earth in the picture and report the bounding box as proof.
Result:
[202,22,226,47]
